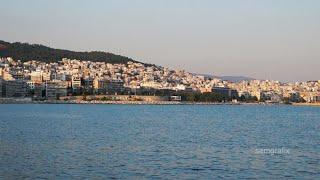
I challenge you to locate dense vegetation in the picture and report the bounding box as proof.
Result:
[177,92,232,102]
[176,92,258,102]
[0,40,140,64]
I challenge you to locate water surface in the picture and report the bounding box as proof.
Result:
[1,104,319,179]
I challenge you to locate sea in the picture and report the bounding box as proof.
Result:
[0,104,319,179]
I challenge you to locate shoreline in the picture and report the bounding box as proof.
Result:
[0,99,241,105]
[291,102,320,106]
[0,98,319,106]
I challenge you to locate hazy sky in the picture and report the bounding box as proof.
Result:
[1,0,319,82]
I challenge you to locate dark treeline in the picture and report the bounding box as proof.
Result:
[134,88,259,102]
[176,92,232,102]
[130,89,258,102]
[0,40,141,64]
[175,92,258,102]
[125,89,232,102]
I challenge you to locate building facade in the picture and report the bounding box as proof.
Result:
[46,81,68,100]
[3,80,27,98]
[212,87,238,99]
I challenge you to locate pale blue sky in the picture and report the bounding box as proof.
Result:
[1,0,320,82]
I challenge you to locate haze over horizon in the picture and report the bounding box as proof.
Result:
[1,0,319,82]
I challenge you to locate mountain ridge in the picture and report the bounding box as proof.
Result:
[0,40,254,82]
[193,73,255,82]
[0,40,141,64]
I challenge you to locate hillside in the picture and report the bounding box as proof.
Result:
[0,40,140,64]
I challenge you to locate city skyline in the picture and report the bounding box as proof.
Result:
[1,1,319,179]
[1,0,320,82]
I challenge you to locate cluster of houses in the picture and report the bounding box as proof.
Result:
[0,57,319,103]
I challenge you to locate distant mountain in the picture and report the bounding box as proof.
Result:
[0,40,140,64]
[194,73,255,82]
[218,76,255,82]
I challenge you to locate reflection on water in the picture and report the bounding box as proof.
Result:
[0,104,319,179]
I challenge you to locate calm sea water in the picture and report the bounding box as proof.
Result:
[0,104,319,179]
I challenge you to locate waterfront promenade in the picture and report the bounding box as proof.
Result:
[0,98,240,105]
[1,97,320,106]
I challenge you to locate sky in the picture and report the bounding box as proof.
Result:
[1,0,319,82]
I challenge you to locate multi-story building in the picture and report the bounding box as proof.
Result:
[2,70,14,80]
[71,76,82,95]
[289,91,302,102]
[93,78,106,94]
[26,81,35,90]
[42,72,51,81]
[212,87,238,99]
[12,72,24,80]
[34,82,45,99]
[46,81,68,100]
[238,91,250,99]
[30,71,42,82]
[106,79,125,95]
[2,80,27,98]
[83,78,94,94]
[72,76,81,89]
